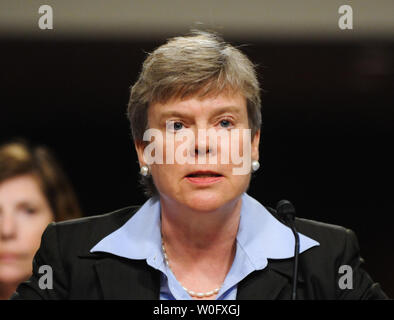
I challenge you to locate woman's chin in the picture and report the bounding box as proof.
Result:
[182,190,228,212]
[0,268,27,285]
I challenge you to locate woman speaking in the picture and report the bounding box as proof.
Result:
[12,31,388,300]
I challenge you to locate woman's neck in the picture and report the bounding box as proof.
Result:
[159,196,242,297]
[159,196,242,264]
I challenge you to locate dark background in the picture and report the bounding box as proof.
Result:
[1,36,393,297]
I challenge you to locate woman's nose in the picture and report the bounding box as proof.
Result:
[194,138,211,156]
[193,127,214,157]
[0,212,17,240]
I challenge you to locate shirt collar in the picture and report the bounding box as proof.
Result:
[236,193,319,269]
[90,196,163,267]
[90,193,320,269]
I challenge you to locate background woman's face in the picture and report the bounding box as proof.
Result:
[136,92,260,211]
[0,174,53,285]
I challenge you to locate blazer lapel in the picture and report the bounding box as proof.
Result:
[91,255,300,300]
[237,259,303,300]
[236,267,288,300]
[93,256,160,300]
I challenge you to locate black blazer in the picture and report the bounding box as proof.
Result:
[11,205,388,300]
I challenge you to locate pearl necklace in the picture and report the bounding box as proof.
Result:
[161,239,221,298]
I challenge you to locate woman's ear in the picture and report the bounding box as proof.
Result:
[251,130,260,161]
[134,140,146,167]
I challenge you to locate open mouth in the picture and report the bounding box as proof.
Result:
[185,171,223,184]
[186,171,222,178]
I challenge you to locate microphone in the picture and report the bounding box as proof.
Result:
[276,200,300,300]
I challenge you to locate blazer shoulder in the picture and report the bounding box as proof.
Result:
[295,217,352,246]
[56,205,141,228]
[48,205,142,257]
[293,218,389,299]
[265,205,351,246]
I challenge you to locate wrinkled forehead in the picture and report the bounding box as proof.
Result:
[148,90,247,119]
[149,78,246,106]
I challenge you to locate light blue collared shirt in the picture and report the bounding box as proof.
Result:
[90,193,319,300]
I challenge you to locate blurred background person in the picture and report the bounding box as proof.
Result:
[0,140,82,299]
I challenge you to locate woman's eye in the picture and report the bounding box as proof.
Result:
[27,207,37,214]
[219,119,232,128]
[21,207,36,215]
[167,121,184,131]
[173,122,183,130]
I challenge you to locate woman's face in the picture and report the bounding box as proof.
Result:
[0,174,53,285]
[136,91,260,212]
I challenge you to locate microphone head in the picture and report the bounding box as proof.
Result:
[276,199,296,222]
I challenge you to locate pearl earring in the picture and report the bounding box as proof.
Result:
[140,165,150,177]
[252,160,260,172]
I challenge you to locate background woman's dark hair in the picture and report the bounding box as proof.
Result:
[0,140,82,221]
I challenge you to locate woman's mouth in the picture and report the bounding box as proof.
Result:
[185,171,223,185]
[0,253,22,263]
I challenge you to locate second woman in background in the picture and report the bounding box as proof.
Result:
[0,141,82,299]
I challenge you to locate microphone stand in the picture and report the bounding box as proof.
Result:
[276,200,300,300]
[288,219,300,300]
